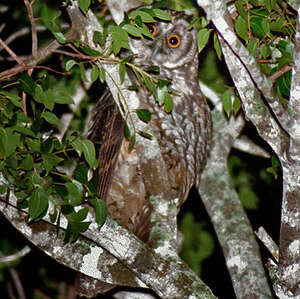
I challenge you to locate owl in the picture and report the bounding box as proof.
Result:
[89,9,211,241]
[81,8,211,296]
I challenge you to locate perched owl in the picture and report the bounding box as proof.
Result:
[89,9,211,242]
[78,8,211,296]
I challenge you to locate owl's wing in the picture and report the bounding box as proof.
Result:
[88,88,125,201]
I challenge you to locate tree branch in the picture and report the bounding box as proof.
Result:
[197,0,289,158]
[197,95,273,298]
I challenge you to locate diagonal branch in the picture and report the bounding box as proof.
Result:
[198,99,273,298]
[198,0,289,158]
[0,193,216,299]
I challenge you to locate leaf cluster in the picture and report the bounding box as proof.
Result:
[0,71,105,242]
[233,0,296,102]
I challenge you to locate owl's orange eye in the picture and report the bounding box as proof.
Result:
[147,24,157,36]
[167,34,181,48]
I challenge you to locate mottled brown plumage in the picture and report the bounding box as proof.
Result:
[79,9,211,296]
[89,10,211,242]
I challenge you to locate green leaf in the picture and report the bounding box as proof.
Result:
[128,134,136,151]
[13,125,36,138]
[81,139,98,169]
[93,31,107,49]
[53,32,66,44]
[124,123,131,139]
[71,139,83,156]
[19,155,34,171]
[81,46,102,56]
[233,96,241,115]
[42,111,60,126]
[66,59,77,71]
[235,16,248,42]
[42,153,63,174]
[235,0,248,20]
[66,181,83,206]
[74,207,89,222]
[266,155,280,179]
[153,8,172,21]
[213,33,222,60]
[261,43,270,59]
[89,197,107,227]
[197,29,210,53]
[109,26,130,55]
[239,185,259,210]
[34,85,54,110]
[136,109,151,123]
[79,62,88,82]
[65,220,91,243]
[140,23,154,39]
[164,91,173,113]
[51,88,74,105]
[79,0,91,13]
[119,62,126,84]
[122,24,142,37]
[19,73,36,96]
[28,187,49,221]
[0,91,23,108]
[74,164,89,185]
[222,89,232,118]
[99,66,106,83]
[250,16,265,38]
[145,65,160,74]
[247,39,257,57]
[261,18,270,37]
[129,10,155,23]
[142,73,156,94]
[0,185,7,194]
[0,131,20,158]
[91,64,99,83]
[41,138,54,154]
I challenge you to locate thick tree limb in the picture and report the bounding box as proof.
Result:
[0,194,216,299]
[198,104,273,298]
[198,1,300,297]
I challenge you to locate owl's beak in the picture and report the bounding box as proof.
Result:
[151,45,160,60]
[151,39,163,60]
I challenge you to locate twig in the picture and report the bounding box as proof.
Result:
[0,23,5,34]
[0,25,70,53]
[7,281,17,299]
[53,49,95,59]
[24,0,38,58]
[255,227,279,262]
[269,64,292,82]
[66,43,84,55]
[0,250,28,299]
[0,246,31,263]
[0,37,24,65]
[9,268,27,299]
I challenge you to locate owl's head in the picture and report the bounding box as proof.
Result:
[129,10,197,70]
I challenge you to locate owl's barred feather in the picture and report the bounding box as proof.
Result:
[90,9,211,240]
[86,9,211,293]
